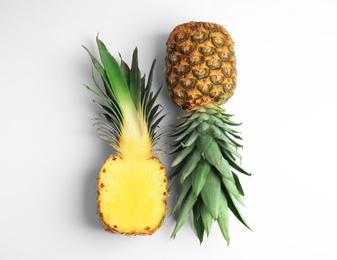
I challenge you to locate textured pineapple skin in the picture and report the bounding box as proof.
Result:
[166,21,237,111]
[97,155,168,236]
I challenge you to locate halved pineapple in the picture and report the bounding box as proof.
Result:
[84,37,167,235]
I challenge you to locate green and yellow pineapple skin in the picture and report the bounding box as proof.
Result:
[166,21,237,111]
[166,22,251,244]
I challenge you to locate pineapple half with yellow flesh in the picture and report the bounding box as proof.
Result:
[166,21,251,243]
[84,37,168,235]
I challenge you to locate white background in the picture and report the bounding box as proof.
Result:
[1,0,337,259]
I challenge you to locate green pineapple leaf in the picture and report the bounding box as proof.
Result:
[171,191,197,239]
[191,160,211,196]
[193,201,205,243]
[129,48,141,110]
[200,168,221,219]
[218,190,230,245]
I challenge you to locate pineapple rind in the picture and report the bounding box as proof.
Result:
[165,21,237,111]
[170,104,251,243]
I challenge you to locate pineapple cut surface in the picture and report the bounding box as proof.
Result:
[98,155,167,235]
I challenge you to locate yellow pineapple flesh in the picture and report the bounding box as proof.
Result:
[98,155,167,235]
[166,21,237,110]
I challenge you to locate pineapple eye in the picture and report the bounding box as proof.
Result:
[188,93,202,101]
[224,83,235,93]
[222,67,232,78]
[168,52,181,65]
[174,64,191,75]
[188,55,204,65]
[197,84,213,95]
[218,51,230,62]
[209,89,222,99]
[203,22,218,32]
[192,68,210,79]
[180,78,196,89]
[229,44,235,54]
[220,28,230,39]
[231,61,237,70]
[206,58,222,69]
[169,76,179,87]
[210,75,224,84]
[191,31,208,43]
[199,46,215,56]
[211,36,226,47]
[178,44,195,54]
[187,21,198,30]
[174,31,189,43]
[174,89,187,99]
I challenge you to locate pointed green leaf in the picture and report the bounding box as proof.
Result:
[82,45,109,88]
[171,144,195,167]
[202,138,222,166]
[90,65,115,106]
[208,125,222,138]
[96,38,133,109]
[223,132,243,147]
[174,120,201,142]
[119,54,130,85]
[233,172,245,196]
[196,135,214,156]
[222,177,244,205]
[145,59,156,92]
[171,191,197,238]
[169,143,184,155]
[223,152,251,176]
[200,202,213,236]
[191,160,211,196]
[184,129,200,147]
[200,168,221,218]
[216,113,242,126]
[224,189,251,230]
[171,175,192,213]
[218,190,230,245]
[197,121,210,136]
[197,113,211,122]
[218,139,242,160]
[149,114,166,137]
[180,150,202,182]
[214,157,235,182]
[193,202,205,243]
[129,47,141,110]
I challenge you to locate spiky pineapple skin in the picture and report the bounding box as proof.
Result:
[166,21,237,111]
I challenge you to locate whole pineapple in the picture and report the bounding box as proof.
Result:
[166,21,251,244]
[84,37,167,235]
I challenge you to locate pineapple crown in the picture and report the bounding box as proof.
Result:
[83,37,165,150]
